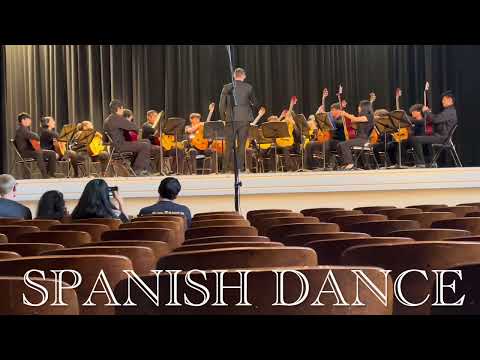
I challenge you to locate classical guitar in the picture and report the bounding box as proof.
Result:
[390,88,409,143]
[315,88,332,143]
[338,85,356,140]
[368,91,380,145]
[276,96,297,148]
[424,81,433,136]
[191,103,215,151]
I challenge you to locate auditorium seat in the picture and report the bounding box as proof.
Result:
[184,236,270,245]
[266,223,340,243]
[192,213,245,221]
[353,206,396,213]
[191,219,251,228]
[78,240,170,261]
[16,231,92,248]
[120,221,184,244]
[0,234,6,244]
[389,228,471,241]
[49,223,110,243]
[0,218,23,225]
[328,214,388,231]
[0,255,133,315]
[102,228,176,248]
[0,243,64,256]
[301,208,344,217]
[282,232,371,247]
[407,204,447,212]
[246,209,292,222]
[114,266,393,315]
[185,226,258,241]
[256,216,319,236]
[444,235,480,242]
[157,247,317,270]
[397,212,456,228]
[0,251,21,260]
[308,210,363,222]
[173,241,284,253]
[306,237,414,265]
[373,208,423,220]
[13,219,61,230]
[249,212,304,228]
[432,218,480,235]
[458,202,480,208]
[341,241,480,315]
[0,225,40,242]
[40,246,155,275]
[0,277,79,315]
[431,206,478,218]
[344,220,420,236]
[133,215,186,231]
[466,212,480,217]
[72,218,122,230]
[194,211,239,218]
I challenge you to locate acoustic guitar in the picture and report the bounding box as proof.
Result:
[275,96,297,148]
[315,88,333,143]
[392,88,409,143]
[338,85,356,140]
[191,103,215,151]
[424,81,433,136]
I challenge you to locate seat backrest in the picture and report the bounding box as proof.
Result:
[256,216,319,236]
[249,212,303,228]
[0,225,40,242]
[431,206,478,218]
[49,223,110,242]
[120,221,183,245]
[282,232,371,247]
[41,246,155,275]
[397,212,456,228]
[328,214,388,231]
[191,219,251,228]
[342,241,480,315]
[432,217,480,235]
[184,235,270,245]
[266,223,340,243]
[72,218,122,230]
[373,208,423,220]
[77,240,170,261]
[307,237,414,265]
[406,204,447,212]
[466,212,480,218]
[246,209,292,222]
[192,213,245,222]
[114,266,393,315]
[0,218,24,225]
[353,206,396,213]
[9,139,27,161]
[301,208,344,217]
[0,242,64,256]
[185,226,258,241]
[102,228,176,248]
[309,210,363,222]
[458,202,480,208]
[13,219,61,231]
[173,241,284,253]
[389,228,471,241]
[0,255,133,315]
[344,220,421,236]
[0,251,21,260]
[16,231,92,247]
[194,211,239,218]
[157,246,317,270]
[0,276,79,315]
[133,215,186,230]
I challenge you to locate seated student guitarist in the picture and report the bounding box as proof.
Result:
[104,99,153,176]
[409,91,457,167]
[39,117,60,157]
[15,113,57,178]
[336,100,375,170]
[141,109,184,174]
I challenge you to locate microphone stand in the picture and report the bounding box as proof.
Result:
[226,45,241,212]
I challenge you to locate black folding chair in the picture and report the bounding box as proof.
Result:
[351,142,379,170]
[430,125,462,168]
[103,132,137,177]
[8,139,40,179]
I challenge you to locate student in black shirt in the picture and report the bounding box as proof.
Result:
[337,100,375,170]
[139,177,192,227]
[14,113,57,179]
[39,116,59,153]
[0,174,32,219]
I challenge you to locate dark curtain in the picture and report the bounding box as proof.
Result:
[1,44,477,171]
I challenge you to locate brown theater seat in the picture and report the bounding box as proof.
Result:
[389,229,471,241]
[432,218,480,235]
[341,241,480,315]
[249,212,303,228]
[373,208,423,220]
[0,218,23,225]
[114,266,393,315]
[0,255,133,315]
[256,216,319,236]
[282,232,371,247]
[301,208,344,217]
[431,206,478,218]
[133,215,186,231]
[445,235,480,242]
[329,214,387,231]
[194,211,239,218]
[185,226,258,241]
[173,241,284,253]
[185,236,270,245]
[49,223,110,243]
[407,204,447,212]
[344,220,420,236]
[353,206,396,213]
[307,237,414,265]
[466,212,480,217]
[0,277,79,315]
[41,246,156,275]
[0,243,64,256]
[0,225,40,242]
[157,246,317,270]
[246,209,292,222]
[266,223,340,243]
[120,221,184,244]
[192,213,244,221]
[309,210,363,222]
[191,219,250,228]
[79,240,170,261]
[0,251,21,260]
[398,212,456,228]
[102,228,176,248]
[458,202,480,208]
[72,218,122,230]
[16,231,92,248]
[13,219,61,230]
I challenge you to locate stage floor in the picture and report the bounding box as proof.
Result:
[16,167,480,216]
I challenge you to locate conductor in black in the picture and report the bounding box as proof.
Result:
[219,67,258,173]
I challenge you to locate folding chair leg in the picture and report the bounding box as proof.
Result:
[430,148,443,168]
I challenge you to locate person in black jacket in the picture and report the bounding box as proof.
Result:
[0,174,32,219]
[36,190,68,221]
[409,91,458,167]
[219,68,258,173]
[14,113,56,178]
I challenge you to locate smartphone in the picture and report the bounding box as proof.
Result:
[108,186,119,196]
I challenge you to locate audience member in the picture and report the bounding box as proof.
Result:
[0,174,32,219]
[36,190,68,220]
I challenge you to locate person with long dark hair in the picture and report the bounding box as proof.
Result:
[336,100,375,170]
[36,190,68,220]
[71,179,128,223]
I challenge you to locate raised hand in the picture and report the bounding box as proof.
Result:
[209,102,215,113]
[258,106,266,117]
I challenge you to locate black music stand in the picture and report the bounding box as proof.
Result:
[204,121,225,174]
[163,117,186,175]
[293,114,309,172]
[261,121,290,172]
[374,112,396,169]
[314,113,335,171]
[155,111,166,175]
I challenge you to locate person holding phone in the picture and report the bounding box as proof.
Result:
[71,179,128,223]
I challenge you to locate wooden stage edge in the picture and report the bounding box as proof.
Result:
[16,167,480,216]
